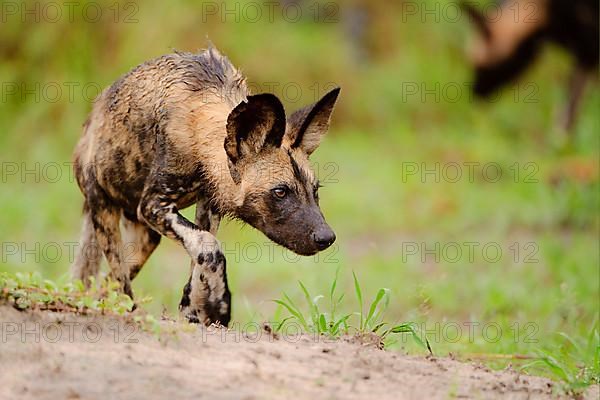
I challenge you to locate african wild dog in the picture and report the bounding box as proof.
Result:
[71,47,340,326]
[462,0,598,130]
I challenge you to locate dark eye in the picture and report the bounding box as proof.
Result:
[272,186,288,199]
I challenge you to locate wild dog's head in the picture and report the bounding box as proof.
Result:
[461,0,547,96]
[224,88,340,256]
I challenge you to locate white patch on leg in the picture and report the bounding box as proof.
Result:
[167,212,221,258]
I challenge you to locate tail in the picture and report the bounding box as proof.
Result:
[71,203,102,287]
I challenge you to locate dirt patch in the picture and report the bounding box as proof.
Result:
[0,306,593,400]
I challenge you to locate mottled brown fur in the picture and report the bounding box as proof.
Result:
[71,47,340,326]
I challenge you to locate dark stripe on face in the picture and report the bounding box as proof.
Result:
[288,151,316,200]
[288,151,311,188]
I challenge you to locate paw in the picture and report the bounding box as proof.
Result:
[108,273,134,299]
[105,276,136,312]
[179,297,231,326]
[123,280,134,299]
[180,307,230,326]
[179,254,231,326]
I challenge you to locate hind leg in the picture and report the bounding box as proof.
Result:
[84,185,133,298]
[91,206,133,298]
[121,214,161,280]
[71,205,103,287]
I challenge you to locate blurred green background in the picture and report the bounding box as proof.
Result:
[0,0,598,368]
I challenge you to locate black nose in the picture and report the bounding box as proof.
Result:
[313,228,336,250]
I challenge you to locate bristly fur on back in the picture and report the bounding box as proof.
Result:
[103,47,248,118]
[174,47,248,99]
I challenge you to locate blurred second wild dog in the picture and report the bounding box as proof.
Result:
[462,0,598,131]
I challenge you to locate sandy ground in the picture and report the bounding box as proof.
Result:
[0,305,596,400]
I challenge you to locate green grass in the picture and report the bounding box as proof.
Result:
[272,268,432,352]
[272,267,352,337]
[523,326,600,395]
[0,271,136,315]
[271,269,598,395]
[0,0,598,394]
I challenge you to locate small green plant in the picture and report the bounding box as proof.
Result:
[273,266,351,336]
[522,323,599,396]
[273,268,432,353]
[0,271,146,315]
[351,271,431,352]
[0,271,179,340]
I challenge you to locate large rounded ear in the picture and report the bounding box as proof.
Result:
[225,93,286,165]
[287,87,340,156]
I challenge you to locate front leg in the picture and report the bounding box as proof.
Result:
[138,184,230,326]
[179,197,232,325]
